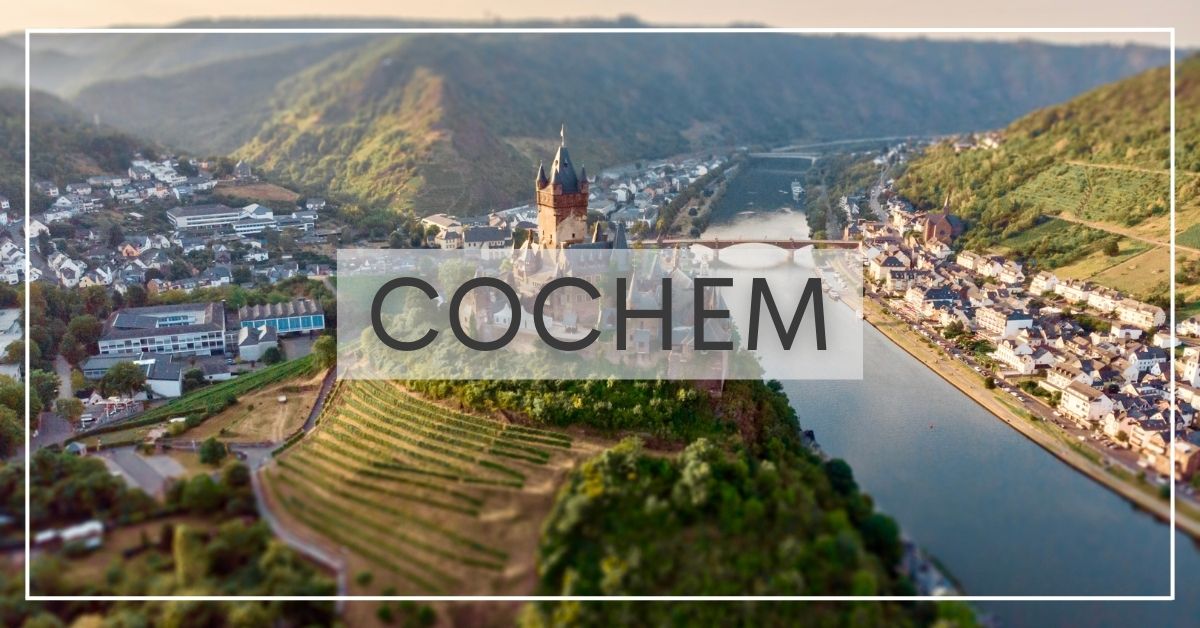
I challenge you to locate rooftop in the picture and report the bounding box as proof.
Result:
[238,297,324,321]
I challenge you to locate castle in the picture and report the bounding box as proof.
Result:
[531,125,626,251]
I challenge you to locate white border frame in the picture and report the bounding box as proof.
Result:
[22,26,1176,603]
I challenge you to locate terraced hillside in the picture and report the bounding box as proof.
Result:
[262,380,597,595]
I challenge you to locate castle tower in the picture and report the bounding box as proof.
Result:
[536,124,589,248]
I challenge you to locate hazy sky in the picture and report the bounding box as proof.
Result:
[1,0,1193,47]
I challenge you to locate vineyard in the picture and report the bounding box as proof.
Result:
[263,380,595,595]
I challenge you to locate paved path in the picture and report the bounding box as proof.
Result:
[31,411,73,451]
[251,470,347,607]
[54,356,74,400]
[101,446,167,496]
[242,366,344,602]
[303,368,336,433]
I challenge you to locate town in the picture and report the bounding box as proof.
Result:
[858,185,1198,502]
[14,134,1198,500]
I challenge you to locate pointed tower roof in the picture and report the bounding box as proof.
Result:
[536,161,549,189]
[549,123,581,193]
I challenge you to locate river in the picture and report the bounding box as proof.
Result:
[702,160,1199,627]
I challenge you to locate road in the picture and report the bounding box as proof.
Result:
[99,446,168,496]
[774,134,937,153]
[243,368,344,601]
[54,356,74,400]
[303,368,336,432]
[251,464,347,607]
[31,411,73,452]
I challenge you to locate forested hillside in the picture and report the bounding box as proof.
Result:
[0,87,147,212]
[61,30,1167,215]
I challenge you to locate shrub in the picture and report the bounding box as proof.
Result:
[198,437,228,466]
[355,571,374,587]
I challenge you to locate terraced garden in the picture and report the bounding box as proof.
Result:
[263,380,595,595]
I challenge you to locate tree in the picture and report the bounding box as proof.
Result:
[824,459,858,496]
[261,346,283,365]
[106,223,125,248]
[222,461,250,488]
[943,320,966,340]
[58,331,88,366]
[983,376,996,389]
[859,513,903,567]
[80,287,113,319]
[199,437,228,466]
[182,368,207,394]
[232,266,253,284]
[55,398,84,424]
[1103,239,1120,256]
[70,369,86,392]
[0,407,22,458]
[100,361,146,398]
[181,474,224,514]
[169,261,193,281]
[125,284,148,307]
[67,315,103,348]
[0,284,18,307]
[30,370,60,410]
[313,335,336,370]
[3,339,22,364]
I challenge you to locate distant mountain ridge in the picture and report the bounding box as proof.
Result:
[9,23,1173,215]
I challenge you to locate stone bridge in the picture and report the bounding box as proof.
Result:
[644,237,858,261]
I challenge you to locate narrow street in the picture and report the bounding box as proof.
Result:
[54,355,74,400]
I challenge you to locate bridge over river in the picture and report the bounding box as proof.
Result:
[636,236,859,262]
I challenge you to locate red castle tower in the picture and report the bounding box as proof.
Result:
[536,124,589,248]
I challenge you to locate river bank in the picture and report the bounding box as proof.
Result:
[862,296,1200,541]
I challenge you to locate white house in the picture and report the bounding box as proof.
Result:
[1059,382,1114,427]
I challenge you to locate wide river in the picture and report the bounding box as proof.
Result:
[703,160,1199,627]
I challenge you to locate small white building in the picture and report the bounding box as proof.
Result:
[1059,382,1114,427]
[237,325,278,362]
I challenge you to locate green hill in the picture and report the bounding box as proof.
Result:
[0,88,148,214]
[67,31,1167,216]
[896,55,1199,310]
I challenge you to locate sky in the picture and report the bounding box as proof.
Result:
[0,0,1193,47]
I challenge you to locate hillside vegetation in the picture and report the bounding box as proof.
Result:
[64,31,1168,216]
[0,87,147,211]
[897,54,1199,310]
[899,55,1197,248]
